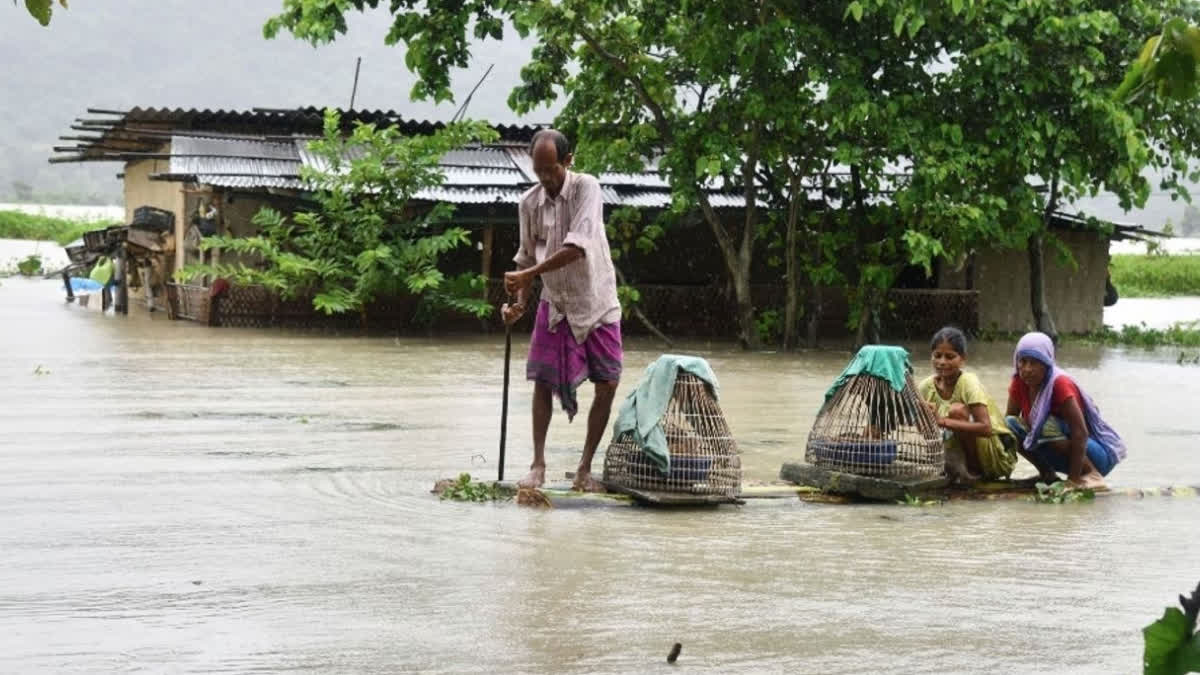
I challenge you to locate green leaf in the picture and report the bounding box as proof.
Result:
[844,1,864,22]
[951,0,964,16]
[1143,607,1200,674]
[24,0,52,25]
[906,14,925,38]
[893,11,906,37]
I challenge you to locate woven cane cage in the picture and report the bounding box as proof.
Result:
[603,373,742,496]
[806,371,944,480]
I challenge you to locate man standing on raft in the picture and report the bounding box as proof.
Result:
[502,129,623,492]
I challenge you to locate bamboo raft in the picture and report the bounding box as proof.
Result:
[471,474,1200,508]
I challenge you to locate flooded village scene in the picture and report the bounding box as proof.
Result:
[4,1,1200,673]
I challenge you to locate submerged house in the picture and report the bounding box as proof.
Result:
[51,106,1146,338]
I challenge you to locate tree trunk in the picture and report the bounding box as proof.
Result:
[733,265,756,349]
[849,163,875,347]
[806,283,822,349]
[694,163,760,349]
[1032,169,1061,341]
[783,174,801,350]
[1027,235,1058,340]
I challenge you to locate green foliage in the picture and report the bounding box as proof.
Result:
[438,473,504,502]
[1088,321,1200,348]
[1110,254,1200,297]
[1116,19,1200,104]
[755,308,782,346]
[264,0,1200,345]
[16,253,42,276]
[616,285,641,319]
[606,206,658,320]
[0,210,114,246]
[1142,581,1200,675]
[1032,481,1096,504]
[897,493,941,507]
[176,108,498,323]
[17,0,66,26]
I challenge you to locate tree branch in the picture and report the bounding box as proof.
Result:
[614,266,674,347]
[575,25,674,143]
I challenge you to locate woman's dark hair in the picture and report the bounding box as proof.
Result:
[930,326,968,356]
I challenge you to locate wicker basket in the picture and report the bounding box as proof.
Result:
[603,373,741,497]
[805,368,943,480]
[165,283,212,324]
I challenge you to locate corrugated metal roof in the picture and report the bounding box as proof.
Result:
[504,147,536,183]
[440,166,527,186]
[441,148,521,169]
[413,186,523,204]
[172,135,300,160]
[199,175,305,190]
[118,106,542,140]
[598,171,671,189]
[145,131,755,208]
[169,136,302,184]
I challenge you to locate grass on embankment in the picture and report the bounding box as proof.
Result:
[1087,320,1200,348]
[0,210,119,246]
[1109,254,1200,298]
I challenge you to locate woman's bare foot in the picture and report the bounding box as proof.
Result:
[1010,475,1046,488]
[571,470,607,493]
[517,466,546,489]
[944,449,979,485]
[1070,471,1108,491]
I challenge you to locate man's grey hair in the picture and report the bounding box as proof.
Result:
[529,128,571,162]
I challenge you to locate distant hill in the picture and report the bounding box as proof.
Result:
[0,0,548,205]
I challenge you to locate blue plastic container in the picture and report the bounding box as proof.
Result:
[631,452,713,482]
[810,439,898,467]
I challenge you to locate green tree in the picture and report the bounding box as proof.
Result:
[267,0,849,349]
[855,0,1200,339]
[267,0,1200,344]
[177,108,498,329]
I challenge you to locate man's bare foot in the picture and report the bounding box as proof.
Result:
[517,466,545,489]
[571,470,607,493]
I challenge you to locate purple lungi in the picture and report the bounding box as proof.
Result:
[526,300,622,421]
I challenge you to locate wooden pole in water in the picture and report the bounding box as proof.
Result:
[499,323,511,482]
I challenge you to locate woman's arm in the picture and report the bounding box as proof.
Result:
[1059,396,1089,483]
[938,403,993,436]
[1005,394,1020,419]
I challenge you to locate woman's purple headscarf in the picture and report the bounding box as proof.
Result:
[1013,332,1126,461]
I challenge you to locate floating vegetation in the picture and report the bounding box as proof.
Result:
[896,493,942,507]
[1032,481,1096,504]
[436,473,506,503]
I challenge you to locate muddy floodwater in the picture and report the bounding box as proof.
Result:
[2,275,1199,673]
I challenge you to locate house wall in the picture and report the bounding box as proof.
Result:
[123,152,186,272]
[965,230,1109,334]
